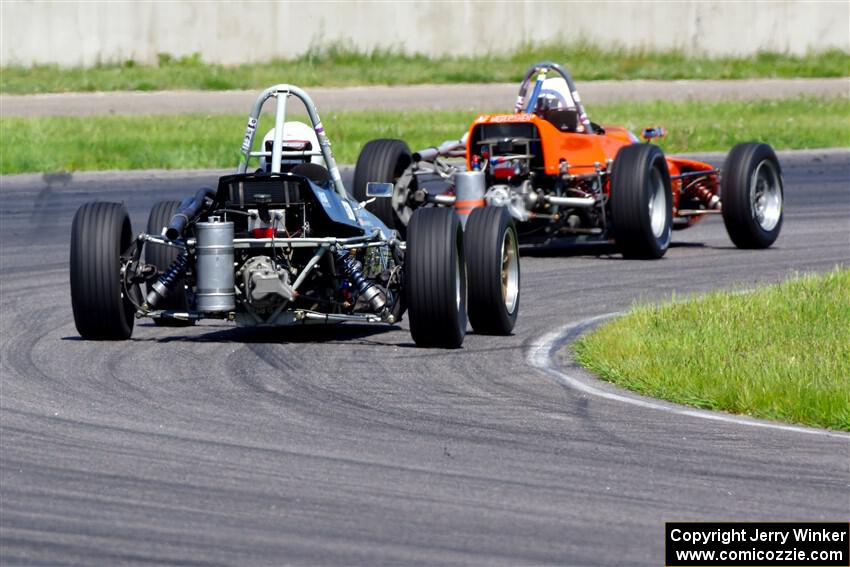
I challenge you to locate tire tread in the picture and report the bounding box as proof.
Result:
[465,207,519,335]
[406,208,466,348]
[721,142,783,249]
[610,143,672,259]
[70,202,134,340]
[352,139,411,231]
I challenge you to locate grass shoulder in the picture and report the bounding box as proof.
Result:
[574,269,850,431]
[1,97,847,175]
[2,44,848,94]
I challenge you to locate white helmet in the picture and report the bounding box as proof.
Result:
[259,121,326,172]
[535,77,577,112]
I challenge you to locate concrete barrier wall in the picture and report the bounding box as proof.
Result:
[2,1,848,67]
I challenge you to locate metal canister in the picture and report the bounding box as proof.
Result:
[195,217,235,312]
[453,170,486,227]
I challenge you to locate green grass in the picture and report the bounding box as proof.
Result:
[1,97,847,174]
[574,270,850,431]
[2,44,848,94]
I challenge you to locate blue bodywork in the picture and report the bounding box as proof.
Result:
[306,177,393,240]
[216,171,393,240]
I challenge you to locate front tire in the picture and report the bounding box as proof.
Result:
[405,208,467,348]
[465,207,520,335]
[70,202,135,340]
[610,144,673,259]
[146,200,194,326]
[721,142,783,249]
[352,139,412,232]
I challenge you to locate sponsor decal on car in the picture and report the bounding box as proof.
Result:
[241,117,258,152]
[475,113,536,124]
[341,200,357,221]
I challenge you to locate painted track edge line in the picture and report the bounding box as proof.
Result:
[527,313,850,440]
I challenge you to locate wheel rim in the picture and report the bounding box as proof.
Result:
[455,245,462,312]
[500,227,519,314]
[393,169,417,226]
[750,159,782,231]
[648,168,667,238]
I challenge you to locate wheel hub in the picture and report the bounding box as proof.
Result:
[648,169,667,239]
[751,159,782,231]
[501,228,519,313]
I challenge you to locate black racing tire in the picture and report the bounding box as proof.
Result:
[405,208,467,348]
[610,143,673,259]
[352,139,412,232]
[146,200,194,326]
[70,202,135,340]
[291,162,331,186]
[464,207,520,335]
[721,142,784,249]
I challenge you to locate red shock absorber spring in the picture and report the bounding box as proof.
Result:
[683,178,720,209]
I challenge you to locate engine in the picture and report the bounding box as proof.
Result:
[466,121,604,237]
[238,255,296,310]
[141,171,402,327]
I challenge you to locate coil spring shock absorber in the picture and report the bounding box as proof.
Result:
[144,250,189,310]
[683,178,721,209]
[335,248,387,312]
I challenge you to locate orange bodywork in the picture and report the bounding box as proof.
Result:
[465,113,631,176]
[465,113,718,221]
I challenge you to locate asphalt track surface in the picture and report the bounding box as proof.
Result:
[3,78,848,117]
[1,151,848,566]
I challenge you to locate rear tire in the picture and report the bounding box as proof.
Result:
[353,139,411,232]
[291,162,331,186]
[70,202,135,340]
[610,143,673,259]
[406,208,467,348]
[146,200,194,326]
[721,142,783,249]
[465,207,520,335]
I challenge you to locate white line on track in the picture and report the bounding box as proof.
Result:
[528,313,850,440]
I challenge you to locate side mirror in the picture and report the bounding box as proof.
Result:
[366,182,393,198]
[641,127,666,141]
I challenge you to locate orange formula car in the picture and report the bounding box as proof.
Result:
[353,61,784,259]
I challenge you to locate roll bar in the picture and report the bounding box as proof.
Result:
[237,84,348,198]
[513,62,593,134]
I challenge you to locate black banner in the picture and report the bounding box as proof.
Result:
[666,522,849,566]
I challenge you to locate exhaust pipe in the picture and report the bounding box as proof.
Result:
[544,195,596,208]
[413,138,467,162]
[165,187,216,240]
